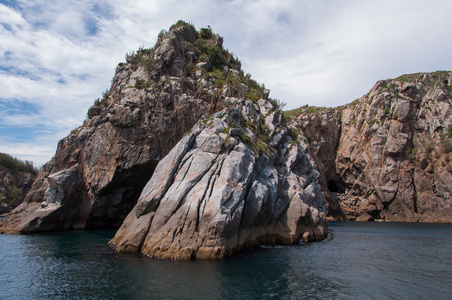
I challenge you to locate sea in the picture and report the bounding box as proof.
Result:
[0,221,451,299]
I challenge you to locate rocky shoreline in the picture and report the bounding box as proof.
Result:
[0,21,328,259]
[1,21,451,259]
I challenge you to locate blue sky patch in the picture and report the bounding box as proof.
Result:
[0,65,13,72]
[0,66,42,81]
[0,0,20,10]
[0,99,41,116]
[84,17,98,36]
[1,23,12,31]
[91,2,115,20]
[0,100,45,143]
[73,73,92,81]
[83,2,116,35]
[0,124,50,143]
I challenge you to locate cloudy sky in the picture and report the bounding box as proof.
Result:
[1,0,452,165]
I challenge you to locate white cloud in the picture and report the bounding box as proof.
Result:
[1,0,452,165]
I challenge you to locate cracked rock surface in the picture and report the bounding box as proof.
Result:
[291,71,452,222]
[111,99,327,259]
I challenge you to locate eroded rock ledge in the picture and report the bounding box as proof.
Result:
[110,99,327,259]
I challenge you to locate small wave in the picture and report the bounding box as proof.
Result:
[326,229,335,242]
[260,245,285,249]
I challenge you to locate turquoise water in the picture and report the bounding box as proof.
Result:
[0,221,451,299]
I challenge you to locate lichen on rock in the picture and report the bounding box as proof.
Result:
[110,98,327,259]
[290,71,452,223]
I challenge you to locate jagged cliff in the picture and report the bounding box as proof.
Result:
[111,98,327,259]
[0,21,266,233]
[0,21,327,256]
[290,71,452,222]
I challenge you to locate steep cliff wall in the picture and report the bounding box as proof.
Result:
[291,71,452,222]
[0,22,268,233]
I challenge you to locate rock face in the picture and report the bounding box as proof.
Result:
[288,106,344,219]
[110,98,327,259]
[0,22,259,233]
[290,71,452,222]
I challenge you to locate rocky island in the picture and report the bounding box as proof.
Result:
[0,21,327,258]
[1,21,451,259]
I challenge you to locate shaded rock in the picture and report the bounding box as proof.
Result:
[0,203,11,215]
[0,160,36,213]
[356,213,373,222]
[289,106,344,219]
[196,62,210,70]
[290,71,452,223]
[229,128,242,137]
[110,99,327,259]
[358,202,377,216]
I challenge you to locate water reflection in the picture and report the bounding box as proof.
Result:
[216,249,292,299]
[1,222,451,299]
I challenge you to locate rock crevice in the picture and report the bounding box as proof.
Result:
[110,99,327,259]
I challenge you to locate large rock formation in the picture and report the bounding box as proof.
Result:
[0,21,263,233]
[110,98,327,259]
[0,21,327,257]
[290,71,452,222]
[2,19,450,262]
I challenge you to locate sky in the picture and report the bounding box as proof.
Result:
[1,0,452,166]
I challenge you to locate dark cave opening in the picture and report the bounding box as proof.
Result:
[327,179,344,193]
[87,159,159,229]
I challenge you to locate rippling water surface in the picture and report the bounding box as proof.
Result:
[1,221,451,299]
